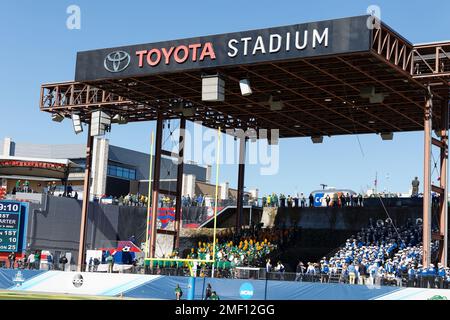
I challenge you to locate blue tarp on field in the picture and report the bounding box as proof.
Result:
[124,276,402,300]
[0,269,404,300]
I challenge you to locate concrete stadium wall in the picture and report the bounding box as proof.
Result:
[24,196,426,265]
[274,206,422,230]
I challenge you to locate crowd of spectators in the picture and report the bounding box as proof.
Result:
[109,193,237,208]
[293,218,450,288]
[5,250,60,271]
[261,192,365,208]
[149,226,301,278]
[182,194,205,207]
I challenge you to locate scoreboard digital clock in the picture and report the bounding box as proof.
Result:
[0,202,20,213]
[0,201,28,253]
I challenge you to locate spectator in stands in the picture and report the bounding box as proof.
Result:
[437,263,446,288]
[320,218,440,288]
[295,261,305,281]
[339,193,345,208]
[106,253,114,273]
[27,253,35,269]
[187,195,192,207]
[348,262,357,284]
[51,181,57,195]
[444,267,450,289]
[197,194,204,207]
[204,283,212,300]
[175,284,183,300]
[309,193,314,207]
[411,177,420,197]
[340,264,348,284]
[332,193,338,207]
[279,194,286,207]
[287,195,293,208]
[358,260,367,285]
[8,252,15,269]
[345,193,350,207]
[427,264,436,288]
[34,251,41,270]
[325,194,331,207]
[407,264,416,287]
[306,262,316,282]
[266,258,272,273]
[299,193,305,207]
[320,259,330,283]
[272,193,278,207]
[275,261,285,280]
[358,194,363,206]
[23,180,30,193]
[59,254,68,271]
[210,291,220,300]
[67,183,73,197]
[47,252,53,270]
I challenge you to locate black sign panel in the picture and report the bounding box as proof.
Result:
[75,16,371,81]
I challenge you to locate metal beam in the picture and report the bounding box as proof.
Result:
[174,118,186,250]
[439,100,449,266]
[236,137,246,230]
[432,138,446,149]
[423,86,433,267]
[339,56,430,120]
[77,123,94,272]
[149,113,163,258]
[432,185,445,194]
[296,60,417,130]
[182,73,305,137]
[240,66,356,135]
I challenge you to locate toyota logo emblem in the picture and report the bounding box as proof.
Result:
[104,51,131,73]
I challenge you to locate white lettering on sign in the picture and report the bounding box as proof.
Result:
[269,34,282,53]
[228,39,239,57]
[227,28,329,58]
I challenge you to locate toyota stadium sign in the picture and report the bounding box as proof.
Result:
[75,16,371,81]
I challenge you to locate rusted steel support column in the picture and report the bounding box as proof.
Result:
[423,87,433,267]
[77,123,93,272]
[236,137,246,230]
[174,118,186,250]
[439,101,449,266]
[149,114,163,258]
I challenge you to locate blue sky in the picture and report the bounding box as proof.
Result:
[1,0,449,196]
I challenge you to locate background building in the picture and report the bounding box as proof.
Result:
[0,137,240,201]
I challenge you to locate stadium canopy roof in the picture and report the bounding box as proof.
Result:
[40,15,450,138]
[0,156,81,180]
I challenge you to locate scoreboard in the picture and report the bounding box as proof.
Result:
[0,201,28,252]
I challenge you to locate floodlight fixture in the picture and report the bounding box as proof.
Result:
[239,79,252,96]
[72,113,83,134]
[202,74,225,102]
[52,113,64,122]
